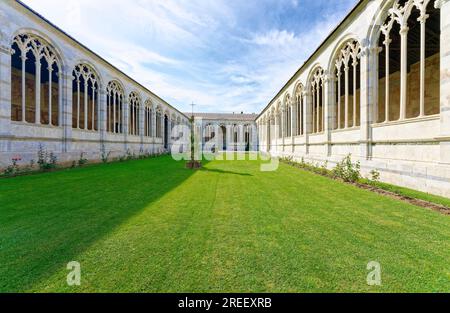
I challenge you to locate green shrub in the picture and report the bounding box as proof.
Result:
[37,145,58,171]
[126,149,136,161]
[368,169,381,185]
[3,157,21,177]
[78,152,88,167]
[101,151,111,164]
[319,161,330,176]
[332,154,361,183]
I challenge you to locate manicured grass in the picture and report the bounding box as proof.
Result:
[1,155,450,292]
[369,181,450,208]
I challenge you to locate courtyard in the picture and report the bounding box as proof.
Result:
[1,155,449,293]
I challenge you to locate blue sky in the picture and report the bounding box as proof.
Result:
[21,0,359,113]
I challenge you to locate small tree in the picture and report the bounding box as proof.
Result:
[186,115,202,169]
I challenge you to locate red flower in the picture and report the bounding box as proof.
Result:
[12,155,22,162]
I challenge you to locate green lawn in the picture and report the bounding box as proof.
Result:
[1,155,450,293]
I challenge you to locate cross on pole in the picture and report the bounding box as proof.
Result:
[190,102,196,118]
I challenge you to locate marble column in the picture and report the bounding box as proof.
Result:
[399,25,409,120]
[344,65,349,128]
[35,59,41,125]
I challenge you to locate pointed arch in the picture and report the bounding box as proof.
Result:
[155,105,162,138]
[144,99,153,137]
[283,93,292,137]
[128,91,141,136]
[72,63,100,131]
[308,66,325,134]
[106,80,124,134]
[11,32,62,125]
[331,38,361,129]
[294,82,305,136]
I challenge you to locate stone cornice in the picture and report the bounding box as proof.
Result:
[0,45,13,55]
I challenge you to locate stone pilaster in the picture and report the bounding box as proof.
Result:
[151,107,156,144]
[226,124,233,151]
[60,70,73,153]
[359,44,377,160]
[238,124,244,151]
[324,74,334,157]
[123,98,129,150]
[303,90,311,155]
[281,107,285,152]
[139,104,144,150]
[290,103,296,153]
[0,43,12,154]
[167,117,172,149]
[99,88,107,153]
[436,0,450,164]
[160,113,165,148]
[252,124,258,151]
[274,113,278,153]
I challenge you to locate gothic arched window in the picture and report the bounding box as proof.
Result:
[11,33,61,126]
[72,64,99,131]
[106,81,124,134]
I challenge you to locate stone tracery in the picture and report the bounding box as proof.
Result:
[333,40,361,129]
[128,91,141,136]
[11,33,61,125]
[310,67,325,134]
[106,81,124,134]
[144,99,153,137]
[72,63,99,131]
[377,0,440,122]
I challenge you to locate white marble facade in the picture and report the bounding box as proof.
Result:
[0,0,189,166]
[256,0,450,197]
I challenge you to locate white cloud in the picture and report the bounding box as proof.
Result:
[250,30,298,47]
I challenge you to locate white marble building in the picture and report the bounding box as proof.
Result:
[256,0,450,197]
[0,0,189,166]
[189,113,258,152]
[1,0,450,198]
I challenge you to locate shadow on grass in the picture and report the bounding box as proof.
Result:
[200,168,252,176]
[0,156,198,292]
